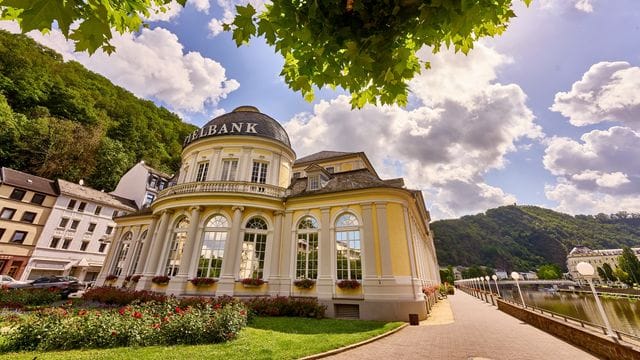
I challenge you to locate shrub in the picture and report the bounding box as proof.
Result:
[422,285,439,296]
[241,278,265,286]
[336,280,361,289]
[105,274,118,281]
[244,296,325,318]
[293,279,315,289]
[189,277,218,287]
[151,276,170,285]
[0,288,61,308]
[83,287,167,306]
[0,299,248,352]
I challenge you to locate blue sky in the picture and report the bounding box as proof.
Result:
[2,0,640,219]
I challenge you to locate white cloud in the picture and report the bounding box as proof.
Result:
[0,21,239,117]
[550,61,640,128]
[574,0,594,13]
[285,45,541,219]
[146,1,183,22]
[540,0,595,13]
[208,0,268,37]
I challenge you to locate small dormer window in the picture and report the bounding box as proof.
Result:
[293,172,301,179]
[309,175,320,191]
[326,166,335,174]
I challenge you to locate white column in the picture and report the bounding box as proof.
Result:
[268,211,284,295]
[188,152,200,182]
[270,153,281,185]
[177,206,203,277]
[238,147,252,182]
[217,206,244,296]
[208,147,222,180]
[135,215,159,274]
[142,210,172,276]
[316,207,333,299]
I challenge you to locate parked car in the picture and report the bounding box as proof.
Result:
[0,275,30,289]
[29,276,84,299]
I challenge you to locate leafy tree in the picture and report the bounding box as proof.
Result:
[614,268,632,287]
[439,265,455,284]
[602,263,617,282]
[2,0,531,108]
[537,264,561,280]
[618,246,640,285]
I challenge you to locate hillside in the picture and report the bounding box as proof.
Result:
[432,205,640,271]
[0,31,197,191]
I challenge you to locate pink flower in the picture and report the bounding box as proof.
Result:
[132,311,143,319]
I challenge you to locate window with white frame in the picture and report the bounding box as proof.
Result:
[239,217,268,279]
[164,217,189,276]
[129,230,147,275]
[111,232,132,276]
[196,162,209,182]
[335,213,362,281]
[221,159,238,181]
[308,175,320,190]
[296,217,319,279]
[198,215,229,278]
[251,161,268,184]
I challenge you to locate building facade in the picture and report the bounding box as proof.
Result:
[111,161,173,209]
[567,246,640,284]
[21,179,137,282]
[97,106,440,321]
[0,168,58,278]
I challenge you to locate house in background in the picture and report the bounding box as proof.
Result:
[111,161,173,209]
[0,168,58,279]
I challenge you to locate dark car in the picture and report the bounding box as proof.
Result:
[29,276,83,299]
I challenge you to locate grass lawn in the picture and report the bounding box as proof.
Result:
[0,317,403,359]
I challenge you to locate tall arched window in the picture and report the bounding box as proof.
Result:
[296,217,319,279]
[128,230,147,275]
[239,217,268,279]
[198,215,229,278]
[335,213,361,280]
[164,217,189,276]
[111,232,132,276]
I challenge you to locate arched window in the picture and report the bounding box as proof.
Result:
[111,232,132,276]
[335,213,361,280]
[198,215,229,278]
[128,230,147,275]
[239,217,268,279]
[296,217,319,279]
[164,217,189,276]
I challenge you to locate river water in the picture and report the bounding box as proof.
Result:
[499,286,640,337]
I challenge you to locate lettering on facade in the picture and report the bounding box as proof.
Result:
[184,122,259,146]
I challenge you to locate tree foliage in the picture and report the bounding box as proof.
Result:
[0,0,184,53]
[433,205,640,271]
[0,31,195,190]
[227,0,531,108]
[618,246,640,286]
[537,264,561,280]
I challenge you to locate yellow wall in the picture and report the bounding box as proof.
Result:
[387,203,411,276]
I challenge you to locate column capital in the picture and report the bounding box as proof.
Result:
[361,202,373,210]
[232,205,245,212]
[161,209,175,216]
[320,207,331,214]
[374,201,388,207]
[188,205,204,213]
[273,210,285,217]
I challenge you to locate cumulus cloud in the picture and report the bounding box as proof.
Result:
[146,1,183,22]
[285,45,541,219]
[0,21,239,116]
[540,0,595,13]
[208,0,268,37]
[550,62,640,128]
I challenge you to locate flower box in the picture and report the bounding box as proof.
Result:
[105,274,118,282]
[151,275,170,285]
[336,279,361,289]
[131,275,142,283]
[293,279,316,289]
[241,278,265,287]
[189,277,218,287]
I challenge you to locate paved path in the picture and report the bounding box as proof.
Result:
[326,292,598,360]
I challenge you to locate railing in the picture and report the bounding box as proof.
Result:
[156,181,287,199]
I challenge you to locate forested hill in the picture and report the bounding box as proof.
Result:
[432,205,640,271]
[0,31,197,191]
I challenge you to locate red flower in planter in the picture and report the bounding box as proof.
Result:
[240,278,265,286]
[105,274,118,281]
[336,279,361,289]
[151,275,170,285]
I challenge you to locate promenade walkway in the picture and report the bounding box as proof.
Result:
[326,292,597,360]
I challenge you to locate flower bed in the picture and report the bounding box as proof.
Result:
[0,288,61,308]
[240,278,265,287]
[336,280,361,289]
[151,276,170,285]
[0,299,248,352]
[293,279,316,289]
[189,277,218,287]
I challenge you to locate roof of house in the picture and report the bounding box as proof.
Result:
[57,179,137,211]
[294,151,358,165]
[141,163,172,179]
[287,168,404,198]
[0,167,58,196]
[114,206,153,219]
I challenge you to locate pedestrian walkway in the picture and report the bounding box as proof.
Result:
[325,292,597,360]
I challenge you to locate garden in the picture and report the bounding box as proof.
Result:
[0,287,402,359]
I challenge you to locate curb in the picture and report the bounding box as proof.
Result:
[299,322,409,359]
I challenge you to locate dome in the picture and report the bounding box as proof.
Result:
[184,106,291,148]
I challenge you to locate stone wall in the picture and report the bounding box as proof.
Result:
[497,299,640,360]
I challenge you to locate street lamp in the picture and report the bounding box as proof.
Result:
[479,277,487,301]
[492,274,501,297]
[485,275,492,294]
[576,262,616,340]
[511,271,526,307]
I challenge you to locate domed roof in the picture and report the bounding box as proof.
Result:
[184,106,291,148]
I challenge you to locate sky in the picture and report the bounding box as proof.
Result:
[2,0,640,220]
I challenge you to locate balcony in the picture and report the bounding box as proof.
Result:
[156,181,287,199]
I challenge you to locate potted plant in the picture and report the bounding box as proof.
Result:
[124,275,132,282]
[151,275,170,285]
[131,275,142,283]
[293,278,316,289]
[241,278,265,287]
[105,274,118,282]
[189,277,218,287]
[336,279,361,289]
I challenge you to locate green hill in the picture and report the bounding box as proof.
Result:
[0,30,197,191]
[432,205,640,271]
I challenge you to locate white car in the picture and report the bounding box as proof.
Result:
[0,275,30,289]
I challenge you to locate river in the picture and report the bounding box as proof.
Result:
[499,286,640,337]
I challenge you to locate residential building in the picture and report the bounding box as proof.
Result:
[0,168,57,278]
[567,246,640,284]
[111,161,173,209]
[21,179,137,282]
[97,106,440,321]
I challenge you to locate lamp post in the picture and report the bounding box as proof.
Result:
[511,271,526,307]
[479,277,487,301]
[577,262,616,340]
[485,275,495,305]
[492,274,501,298]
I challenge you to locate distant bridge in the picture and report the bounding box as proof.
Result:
[495,280,577,286]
